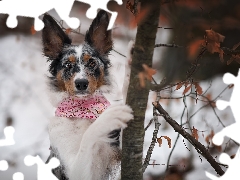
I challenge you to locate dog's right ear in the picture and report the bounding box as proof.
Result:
[42,14,72,60]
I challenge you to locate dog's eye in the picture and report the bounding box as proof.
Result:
[87,59,96,69]
[65,62,72,69]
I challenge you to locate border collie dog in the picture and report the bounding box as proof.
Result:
[42,10,133,180]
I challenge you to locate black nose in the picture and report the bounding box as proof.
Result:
[75,79,89,90]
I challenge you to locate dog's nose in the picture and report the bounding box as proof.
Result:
[75,79,89,90]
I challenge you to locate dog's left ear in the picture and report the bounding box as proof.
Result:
[85,10,113,55]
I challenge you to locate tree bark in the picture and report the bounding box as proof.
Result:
[121,0,161,179]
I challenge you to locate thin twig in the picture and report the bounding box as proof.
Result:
[112,49,127,57]
[143,92,161,172]
[145,118,154,131]
[153,101,224,176]
[155,43,183,48]
[158,27,173,29]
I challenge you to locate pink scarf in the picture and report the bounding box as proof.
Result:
[55,93,110,120]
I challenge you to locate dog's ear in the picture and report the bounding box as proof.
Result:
[42,14,72,60]
[85,10,113,55]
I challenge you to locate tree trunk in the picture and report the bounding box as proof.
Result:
[121,0,161,179]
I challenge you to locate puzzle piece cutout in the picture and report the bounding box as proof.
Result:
[0,126,26,180]
[77,0,122,30]
[206,69,240,179]
[24,155,60,180]
[206,151,240,180]
[0,160,8,171]
[12,172,24,180]
[0,126,15,172]
[0,0,122,31]
[0,126,15,147]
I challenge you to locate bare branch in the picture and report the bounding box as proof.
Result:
[155,43,183,48]
[152,101,224,176]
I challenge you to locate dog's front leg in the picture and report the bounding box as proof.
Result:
[69,104,133,180]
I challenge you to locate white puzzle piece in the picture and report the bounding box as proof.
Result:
[0,160,8,171]
[0,126,15,147]
[12,172,24,180]
[206,69,240,179]
[24,155,60,180]
[76,0,122,30]
[0,0,122,31]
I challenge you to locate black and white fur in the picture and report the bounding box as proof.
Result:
[42,11,133,180]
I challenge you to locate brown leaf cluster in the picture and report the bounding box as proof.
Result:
[157,136,171,148]
[138,64,156,88]
[204,30,225,62]
[178,82,203,95]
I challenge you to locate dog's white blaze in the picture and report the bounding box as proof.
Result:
[73,45,87,91]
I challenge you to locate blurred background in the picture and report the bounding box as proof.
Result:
[0,0,240,179]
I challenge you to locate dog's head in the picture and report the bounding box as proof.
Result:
[42,11,112,96]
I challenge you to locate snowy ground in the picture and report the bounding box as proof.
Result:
[0,32,236,180]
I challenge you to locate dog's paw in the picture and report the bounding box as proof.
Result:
[93,104,133,135]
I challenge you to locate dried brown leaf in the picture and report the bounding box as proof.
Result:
[157,137,163,147]
[162,136,172,148]
[192,126,199,141]
[205,30,225,43]
[204,30,225,63]
[194,83,203,95]
[183,85,192,95]
[176,82,184,90]
[157,136,171,148]
[138,64,156,88]
[142,64,156,80]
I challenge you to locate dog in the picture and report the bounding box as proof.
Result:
[42,10,133,180]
